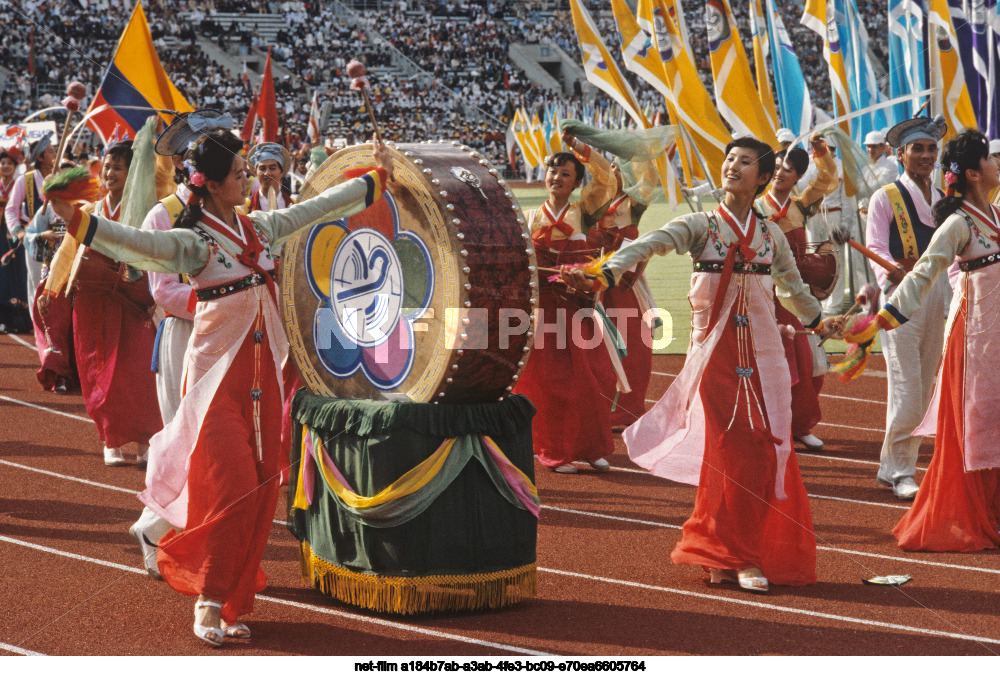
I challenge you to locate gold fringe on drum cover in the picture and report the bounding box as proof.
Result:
[299,542,537,614]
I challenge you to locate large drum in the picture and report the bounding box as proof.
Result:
[281,141,538,403]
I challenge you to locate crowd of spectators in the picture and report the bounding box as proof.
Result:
[1,0,894,173]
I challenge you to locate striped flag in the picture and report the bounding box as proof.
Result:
[703,0,778,145]
[85,1,193,143]
[834,0,888,145]
[514,107,541,169]
[947,0,998,137]
[611,0,696,184]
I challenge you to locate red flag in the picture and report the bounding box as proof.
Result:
[257,48,279,143]
[241,92,259,143]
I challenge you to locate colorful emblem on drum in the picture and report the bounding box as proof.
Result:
[304,193,434,390]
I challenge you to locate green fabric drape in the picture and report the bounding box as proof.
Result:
[287,393,538,579]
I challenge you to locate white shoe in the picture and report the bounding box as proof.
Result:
[892,476,919,500]
[794,434,824,451]
[737,567,769,593]
[552,463,578,474]
[129,521,163,580]
[103,446,127,466]
[193,600,224,648]
[136,445,149,469]
[588,458,611,472]
[222,621,251,639]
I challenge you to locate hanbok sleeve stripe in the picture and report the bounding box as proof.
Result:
[360,168,388,207]
[68,209,97,247]
[883,303,907,328]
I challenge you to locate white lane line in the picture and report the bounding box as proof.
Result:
[0,459,289,527]
[0,395,91,423]
[0,642,44,656]
[821,393,886,405]
[538,567,1000,647]
[651,369,889,381]
[0,459,136,495]
[541,506,1000,575]
[6,533,996,652]
[6,334,36,350]
[3,460,959,573]
[0,535,551,656]
[258,595,552,656]
[808,493,908,510]
[816,421,885,433]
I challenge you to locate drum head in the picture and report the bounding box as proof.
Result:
[281,141,538,403]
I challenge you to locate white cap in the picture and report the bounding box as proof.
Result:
[990,139,1000,155]
[864,130,886,146]
[776,128,796,143]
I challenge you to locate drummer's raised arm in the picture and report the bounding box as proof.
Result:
[250,167,389,247]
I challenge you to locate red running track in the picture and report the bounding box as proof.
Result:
[1,332,998,656]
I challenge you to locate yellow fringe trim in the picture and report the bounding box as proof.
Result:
[299,542,536,614]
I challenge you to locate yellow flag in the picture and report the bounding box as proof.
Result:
[610,0,694,184]
[568,0,648,127]
[703,0,778,146]
[569,0,683,205]
[801,0,852,136]
[636,0,730,183]
[531,112,549,160]
[926,0,977,141]
[749,0,779,130]
[513,108,540,168]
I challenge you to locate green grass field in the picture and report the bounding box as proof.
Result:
[512,185,871,356]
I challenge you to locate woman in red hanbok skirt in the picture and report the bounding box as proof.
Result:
[513,133,618,474]
[847,130,1000,551]
[756,138,840,451]
[42,141,162,466]
[564,138,842,591]
[50,131,394,646]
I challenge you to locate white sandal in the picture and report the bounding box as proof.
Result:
[193,600,225,647]
[222,621,251,639]
[737,567,769,593]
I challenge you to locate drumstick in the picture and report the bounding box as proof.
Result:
[831,226,897,273]
[816,293,868,346]
[346,59,382,143]
[54,82,86,166]
[537,266,596,279]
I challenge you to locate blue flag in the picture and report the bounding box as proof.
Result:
[887,0,928,127]
[766,0,813,141]
[831,0,888,143]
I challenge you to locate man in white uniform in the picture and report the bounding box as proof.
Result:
[863,116,950,500]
